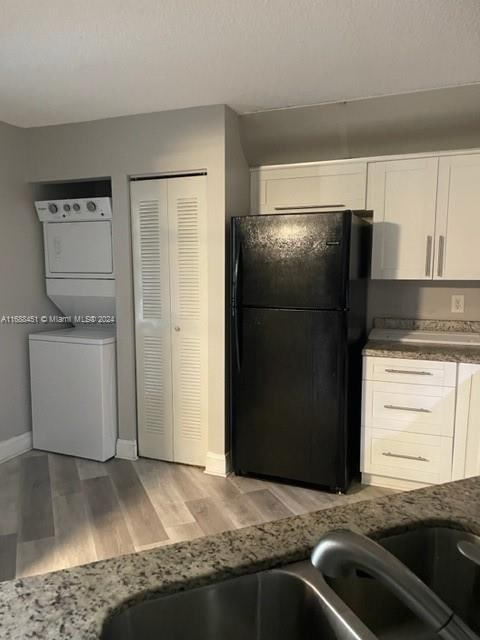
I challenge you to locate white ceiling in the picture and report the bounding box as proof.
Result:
[1,0,480,128]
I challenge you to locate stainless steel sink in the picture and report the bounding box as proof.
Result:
[101,526,480,640]
[328,527,480,639]
[101,560,374,640]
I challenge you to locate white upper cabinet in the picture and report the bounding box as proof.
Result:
[369,150,480,280]
[251,162,367,214]
[434,154,480,280]
[369,158,438,279]
[254,150,480,280]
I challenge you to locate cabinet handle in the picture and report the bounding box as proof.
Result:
[174,326,180,332]
[425,236,432,277]
[382,451,429,462]
[274,204,345,211]
[384,404,431,413]
[437,235,445,277]
[384,368,433,376]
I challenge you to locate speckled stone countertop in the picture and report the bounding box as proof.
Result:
[374,318,480,333]
[363,340,480,363]
[364,317,480,363]
[0,477,479,639]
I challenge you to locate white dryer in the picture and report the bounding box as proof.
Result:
[35,197,114,279]
[29,327,117,461]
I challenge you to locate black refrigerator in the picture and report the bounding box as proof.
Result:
[230,211,371,493]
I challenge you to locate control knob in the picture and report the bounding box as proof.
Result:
[48,203,58,213]
[86,201,97,212]
[63,203,71,212]
[73,203,81,212]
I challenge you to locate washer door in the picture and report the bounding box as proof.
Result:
[45,221,113,276]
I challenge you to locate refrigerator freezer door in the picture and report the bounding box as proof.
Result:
[232,308,347,489]
[233,212,350,310]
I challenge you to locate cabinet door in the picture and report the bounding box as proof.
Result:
[453,364,480,480]
[435,153,480,280]
[251,162,367,214]
[131,179,174,461]
[369,158,438,279]
[168,176,208,466]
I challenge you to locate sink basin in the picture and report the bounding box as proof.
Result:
[101,560,370,640]
[328,527,480,639]
[101,526,480,640]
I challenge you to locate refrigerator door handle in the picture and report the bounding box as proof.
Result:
[232,241,240,309]
[232,236,242,370]
[233,305,242,371]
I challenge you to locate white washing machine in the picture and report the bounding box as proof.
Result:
[29,326,117,461]
[31,197,118,461]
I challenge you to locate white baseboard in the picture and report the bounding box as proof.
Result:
[116,438,138,460]
[204,451,231,477]
[0,431,32,463]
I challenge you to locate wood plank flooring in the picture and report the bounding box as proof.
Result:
[0,451,394,581]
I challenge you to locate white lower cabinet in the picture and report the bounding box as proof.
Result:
[452,364,480,480]
[361,356,457,490]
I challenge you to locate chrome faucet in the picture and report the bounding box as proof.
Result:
[311,529,479,640]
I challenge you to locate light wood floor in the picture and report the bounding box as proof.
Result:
[0,451,393,581]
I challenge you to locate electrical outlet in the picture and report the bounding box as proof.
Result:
[451,294,465,314]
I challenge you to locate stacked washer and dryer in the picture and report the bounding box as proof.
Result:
[29,197,117,461]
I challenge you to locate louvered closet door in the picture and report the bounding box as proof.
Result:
[168,176,208,466]
[131,179,174,460]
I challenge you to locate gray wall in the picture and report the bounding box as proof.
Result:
[225,106,250,219]
[0,122,58,442]
[368,281,480,327]
[26,106,229,455]
[241,84,480,325]
[240,84,480,166]
[224,106,250,453]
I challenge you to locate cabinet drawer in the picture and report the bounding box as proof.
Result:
[361,428,453,485]
[363,356,457,387]
[362,381,456,437]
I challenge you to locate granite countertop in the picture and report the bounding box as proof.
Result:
[0,477,479,639]
[363,340,480,363]
[374,318,480,333]
[363,317,480,364]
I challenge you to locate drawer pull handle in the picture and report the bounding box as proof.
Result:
[384,404,431,413]
[382,451,429,462]
[384,368,433,376]
[274,204,345,210]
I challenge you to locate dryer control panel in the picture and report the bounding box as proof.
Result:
[35,197,112,222]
